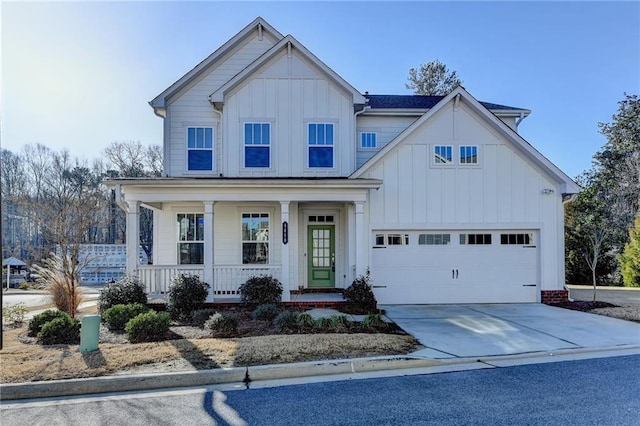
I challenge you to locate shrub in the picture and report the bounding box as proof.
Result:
[98,276,147,313]
[319,315,352,332]
[167,274,210,320]
[362,313,388,331]
[252,304,280,322]
[2,303,28,325]
[296,312,316,331]
[102,303,150,331]
[28,310,69,337]
[239,275,282,306]
[205,312,239,336]
[37,315,81,345]
[274,310,298,332]
[18,282,30,290]
[125,311,171,343]
[191,308,219,327]
[343,271,377,314]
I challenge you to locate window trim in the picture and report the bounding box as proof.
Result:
[243,122,272,169]
[185,126,214,173]
[307,122,335,169]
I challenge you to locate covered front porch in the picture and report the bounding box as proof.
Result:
[111,178,381,302]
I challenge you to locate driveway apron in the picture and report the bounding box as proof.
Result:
[382,304,640,358]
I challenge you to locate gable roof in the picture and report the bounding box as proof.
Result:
[149,17,283,111]
[351,86,580,195]
[210,34,366,107]
[365,94,528,113]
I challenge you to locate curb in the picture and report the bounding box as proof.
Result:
[0,356,439,401]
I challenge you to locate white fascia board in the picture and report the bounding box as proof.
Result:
[210,35,366,106]
[149,17,284,109]
[106,178,382,189]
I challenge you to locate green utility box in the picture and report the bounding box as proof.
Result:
[80,315,101,352]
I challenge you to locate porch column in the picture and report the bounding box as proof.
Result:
[347,203,356,284]
[354,201,366,277]
[203,201,215,302]
[280,201,291,302]
[125,201,140,276]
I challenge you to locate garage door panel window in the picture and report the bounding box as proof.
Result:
[418,234,451,245]
[460,234,492,245]
[500,233,533,245]
[375,233,409,246]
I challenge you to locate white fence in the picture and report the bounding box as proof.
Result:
[137,264,281,299]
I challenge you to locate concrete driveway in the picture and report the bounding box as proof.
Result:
[383,304,640,359]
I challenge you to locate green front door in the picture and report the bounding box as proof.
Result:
[307,225,335,288]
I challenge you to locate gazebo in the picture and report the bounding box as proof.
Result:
[2,257,28,289]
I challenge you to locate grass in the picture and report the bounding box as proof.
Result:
[0,326,418,383]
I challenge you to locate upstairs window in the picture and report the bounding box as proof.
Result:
[460,145,478,165]
[244,123,270,168]
[308,123,334,168]
[360,132,377,149]
[187,127,213,171]
[177,213,204,264]
[434,145,453,164]
[242,213,269,264]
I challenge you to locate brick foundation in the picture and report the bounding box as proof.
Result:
[541,290,569,304]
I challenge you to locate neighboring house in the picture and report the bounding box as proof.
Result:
[57,244,148,284]
[108,17,579,304]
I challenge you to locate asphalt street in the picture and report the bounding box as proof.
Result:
[2,355,638,425]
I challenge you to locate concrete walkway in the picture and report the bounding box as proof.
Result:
[383,303,640,358]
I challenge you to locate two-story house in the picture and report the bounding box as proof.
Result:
[109,17,579,304]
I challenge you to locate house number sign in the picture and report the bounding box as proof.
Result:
[282,221,288,244]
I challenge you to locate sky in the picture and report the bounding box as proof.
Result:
[2,1,639,180]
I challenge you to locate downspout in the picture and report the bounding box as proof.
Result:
[353,102,370,172]
[114,184,128,212]
[209,101,223,176]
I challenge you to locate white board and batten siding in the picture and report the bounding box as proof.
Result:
[223,50,355,177]
[356,115,418,168]
[165,30,279,177]
[360,99,564,304]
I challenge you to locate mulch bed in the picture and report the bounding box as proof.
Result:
[549,301,617,311]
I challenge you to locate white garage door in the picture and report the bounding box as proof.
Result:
[370,231,538,304]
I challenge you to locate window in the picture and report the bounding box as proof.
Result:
[177,213,204,264]
[375,233,409,246]
[244,123,270,168]
[460,145,478,164]
[309,215,334,223]
[187,127,213,171]
[360,132,377,149]
[308,123,334,168]
[242,213,269,264]
[434,145,453,164]
[419,234,451,245]
[460,234,492,245]
[501,233,533,245]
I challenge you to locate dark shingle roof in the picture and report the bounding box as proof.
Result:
[364,94,525,111]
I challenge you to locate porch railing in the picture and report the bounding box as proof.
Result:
[213,265,281,298]
[137,265,205,295]
[136,264,281,299]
